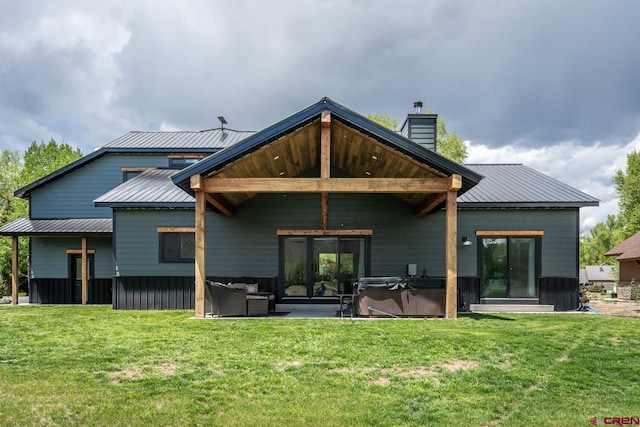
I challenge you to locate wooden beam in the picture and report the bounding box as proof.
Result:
[81,236,88,305]
[156,227,196,233]
[205,193,235,217]
[201,177,451,194]
[277,229,373,236]
[415,194,447,217]
[321,193,328,231]
[192,175,206,318]
[321,111,331,179]
[449,174,462,190]
[66,249,96,254]
[476,230,545,236]
[445,188,457,319]
[320,111,331,232]
[11,236,18,305]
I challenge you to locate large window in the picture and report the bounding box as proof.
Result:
[159,232,195,263]
[480,235,540,298]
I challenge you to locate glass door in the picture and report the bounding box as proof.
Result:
[481,236,538,298]
[69,254,94,303]
[281,236,368,298]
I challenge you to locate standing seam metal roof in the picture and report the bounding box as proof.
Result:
[94,169,194,207]
[0,218,112,236]
[459,164,599,207]
[15,128,254,198]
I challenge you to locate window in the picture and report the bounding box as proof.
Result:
[159,232,195,263]
[121,167,154,182]
[169,154,203,169]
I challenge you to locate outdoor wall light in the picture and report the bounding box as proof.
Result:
[462,236,472,246]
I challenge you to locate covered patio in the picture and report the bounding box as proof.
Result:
[172,99,482,319]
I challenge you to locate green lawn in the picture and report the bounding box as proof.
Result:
[0,306,638,426]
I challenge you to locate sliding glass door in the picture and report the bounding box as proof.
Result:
[481,236,538,298]
[282,236,369,298]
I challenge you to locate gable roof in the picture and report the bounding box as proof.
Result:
[605,231,640,260]
[583,264,616,282]
[171,97,483,196]
[15,128,251,199]
[459,164,599,208]
[94,169,193,208]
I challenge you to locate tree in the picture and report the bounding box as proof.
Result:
[614,150,640,237]
[365,114,398,131]
[366,112,468,163]
[17,139,83,188]
[580,214,625,267]
[0,139,83,295]
[435,114,468,164]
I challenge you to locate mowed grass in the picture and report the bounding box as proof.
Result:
[0,306,639,426]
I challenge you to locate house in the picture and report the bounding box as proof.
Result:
[0,97,599,316]
[605,232,640,299]
[579,264,616,292]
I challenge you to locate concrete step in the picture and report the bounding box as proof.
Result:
[470,304,555,313]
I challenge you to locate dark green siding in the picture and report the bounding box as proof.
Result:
[31,236,112,279]
[457,209,579,278]
[30,153,169,219]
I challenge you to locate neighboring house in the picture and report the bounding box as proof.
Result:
[605,232,640,299]
[0,97,599,316]
[579,264,616,292]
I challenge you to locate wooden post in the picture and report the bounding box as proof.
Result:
[81,236,88,304]
[192,175,206,317]
[321,110,331,230]
[12,236,18,305]
[445,175,461,319]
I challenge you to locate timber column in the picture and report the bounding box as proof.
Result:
[191,175,206,317]
[12,236,18,305]
[445,174,462,319]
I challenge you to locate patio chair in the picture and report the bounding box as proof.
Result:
[205,281,247,317]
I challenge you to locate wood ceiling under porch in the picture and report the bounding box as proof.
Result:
[190,110,462,318]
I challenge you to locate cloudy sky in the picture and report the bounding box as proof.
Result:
[1,0,639,232]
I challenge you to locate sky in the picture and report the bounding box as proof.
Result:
[1,0,639,233]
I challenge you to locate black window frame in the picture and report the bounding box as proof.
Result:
[168,157,201,169]
[159,232,195,263]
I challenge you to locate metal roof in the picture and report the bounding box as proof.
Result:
[171,97,484,195]
[94,169,194,208]
[458,164,599,208]
[15,128,254,199]
[0,218,112,236]
[95,163,601,209]
[103,128,255,150]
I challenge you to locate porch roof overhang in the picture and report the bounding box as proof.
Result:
[0,218,112,237]
[171,97,483,216]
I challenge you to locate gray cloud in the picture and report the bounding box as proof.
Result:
[1,0,639,230]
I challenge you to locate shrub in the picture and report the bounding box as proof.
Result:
[587,283,605,293]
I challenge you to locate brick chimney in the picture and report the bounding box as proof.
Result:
[400,101,437,152]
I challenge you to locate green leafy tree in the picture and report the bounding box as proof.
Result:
[0,139,83,295]
[614,150,640,237]
[366,112,468,163]
[580,214,625,267]
[17,139,83,188]
[365,114,399,131]
[435,114,468,164]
